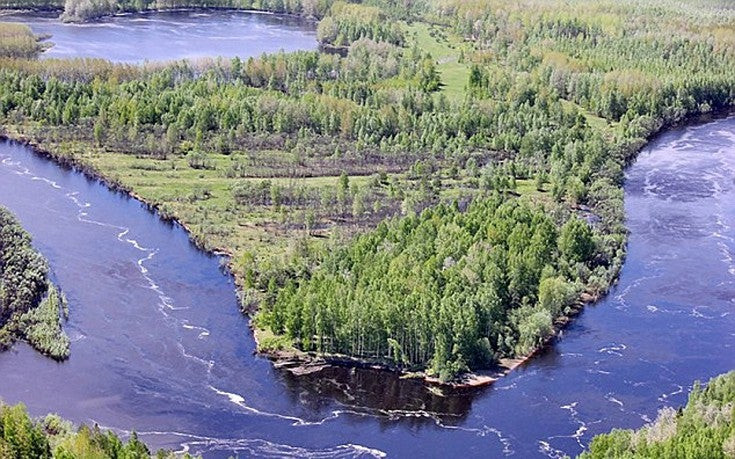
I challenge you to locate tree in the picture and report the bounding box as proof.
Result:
[316,16,338,44]
[351,189,365,219]
[559,217,595,263]
[538,276,577,317]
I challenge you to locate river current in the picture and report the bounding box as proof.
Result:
[0,12,734,458]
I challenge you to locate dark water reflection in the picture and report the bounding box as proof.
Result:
[0,66,734,459]
[279,365,479,422]
[2,10,317,62]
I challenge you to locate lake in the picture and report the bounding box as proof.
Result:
[2,10,317,62]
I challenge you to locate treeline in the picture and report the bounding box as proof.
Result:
[316,2,404,47]
[59,0,331,22]
[0,51,440,164]
[2,0,425,22]
[257,197,607,379]
[2,0,422,22]
[0,0,331,21]
[0,207,70,359]
[0,401,197,458]
[437,0,735,127]
[582,371,735,458]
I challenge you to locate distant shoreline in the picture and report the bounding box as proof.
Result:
[0,5,317,23]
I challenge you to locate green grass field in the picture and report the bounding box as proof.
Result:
[407,22,470,100]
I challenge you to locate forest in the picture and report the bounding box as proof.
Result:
[0,206,70,359]
[0,0,734,380]
[0,401,196,458]
[582,371,735,459]
[258,198,598,379]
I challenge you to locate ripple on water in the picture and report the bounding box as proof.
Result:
[3,115,735,457]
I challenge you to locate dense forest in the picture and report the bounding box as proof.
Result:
[582,371,735,459]
[0,401,195,458]
[0,207,70,359]
[0,0,734,379]
[259,198,598,379]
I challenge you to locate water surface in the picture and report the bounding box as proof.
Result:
[0,18,733,452]
[1,117,733,457]
[2,10,317,62]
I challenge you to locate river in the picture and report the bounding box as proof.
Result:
[1,12,735,459]
[2,10,317,62]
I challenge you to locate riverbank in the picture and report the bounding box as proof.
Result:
[0,131,236,256]
[10,104,730,387]
[0,3,320,23]
[2,123,611,387]
[0,204,70,360]
[0,73,730,388]
[254,289,600,388]
[6,108,730,385]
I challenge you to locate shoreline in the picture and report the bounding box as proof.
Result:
[2,110,733,391]
[254,292,594,388]
[0,131,235,259]
[0,5,317,23]
[1,127,596,388]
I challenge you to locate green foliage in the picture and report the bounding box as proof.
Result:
[258,333,293,352]
[559,217,595,263]
[317,2,404,47]
[259,197,598,380]
[0,207,70,359]
[0,23,46,59]
[0,401,193,458]
[582,371,735,459]
[57,0,335,22]
[19,285,71,359]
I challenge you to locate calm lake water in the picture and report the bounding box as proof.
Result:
[2,10,317,62]
[0,12,734,458]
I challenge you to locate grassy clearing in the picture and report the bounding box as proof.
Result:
[407,22,470,100]
[20,132,530,284]
[560,99,610,131]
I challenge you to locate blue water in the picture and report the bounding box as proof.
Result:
[2,10,317,62]
[0,18,733,455]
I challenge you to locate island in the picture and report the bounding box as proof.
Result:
[0,206,69,359]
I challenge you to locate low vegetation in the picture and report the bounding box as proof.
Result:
[582,371,735,459]
[0,23,46,59]
[0,207,70,359]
